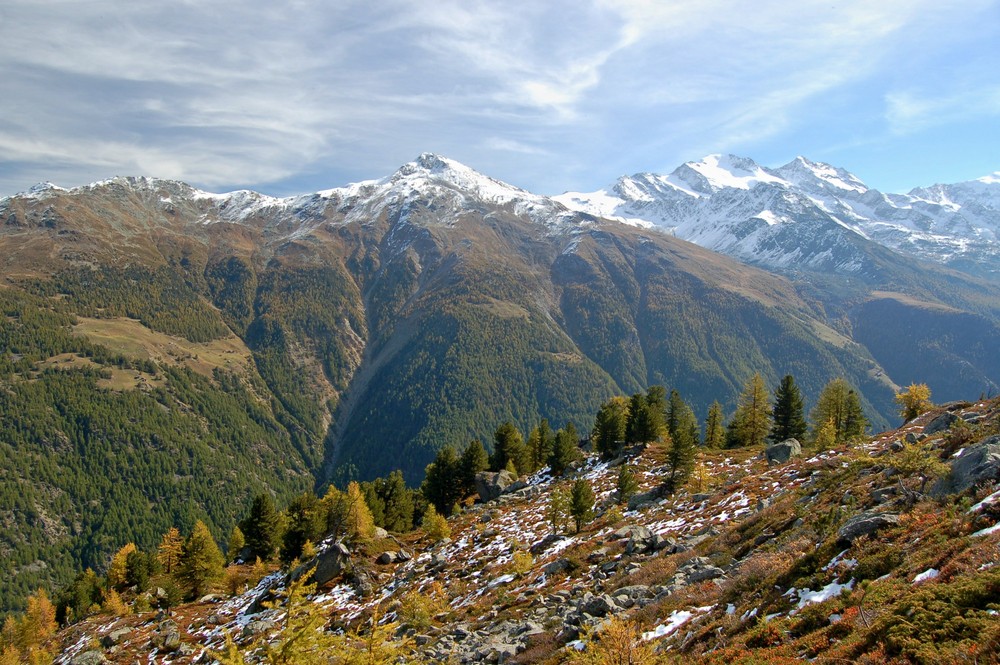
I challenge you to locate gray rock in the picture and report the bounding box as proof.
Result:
[542,558,573,575]
[627,489,661,510]
[924,412,962,436]
[161,629,181,652]
[242,618,276,638]
[765,438,802,465]
[578,593,618,618]
[612,524,652,541]
[942,436,1000,494]
[837,510,901,544]
[70,650,108,665]
[529,533,567,555]
[100,626,133,647]
[474,470,517,503]
[311,540,352,586]
[374,526,389,539]
[377,551,399,565]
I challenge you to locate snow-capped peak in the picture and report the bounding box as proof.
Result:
[677,154,785,192]
[775,156,868,194]
[388,152,542,207]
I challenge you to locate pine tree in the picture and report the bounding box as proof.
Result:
[569,479,595,533]
[726,373,771,448]
[703,401,726,449]
[616,465,639,505]
[490,422,530,476]
[811,378,868,444]
[527,419,555,472]
[157,527,184,575]
[769,374,807,443]
[593,396,628,458]
[549,423,582,476]
[625,389,665,445]
[280,492,324,564]
[459,440,489,498]
[422,446,464,515]
[666,431,696,494]
[381,470,415,533]
[176,520,224,599]
[240,493,283,562]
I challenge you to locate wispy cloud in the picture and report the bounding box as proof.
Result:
[0,0,996,196]
[886,85,1000,135]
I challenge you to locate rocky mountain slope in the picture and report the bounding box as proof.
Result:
[556,154,1000,280]
[3,155,1000,613]
[48,397,1000,664]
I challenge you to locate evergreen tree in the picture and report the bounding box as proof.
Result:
[380,470,415,533]
[769,374,807,443]
[593,396,629,459]
[549,423,581,477]
[458,440,489,498]
[726,373,771,448]
[422,446,465,515]
[176,520,224,599]
[703,401,726,449]
[569,479,595,533]
[490,422,530,476]
[527,419,555,472]
[666,431,696,493]
[616,465,639,506]
[239,494,283,562]
[156,528,184,576]
[124,550,154,592]
[361,482,386,528]
[280,492,324,565]
[811,378,868,444]
[625,390,665,445]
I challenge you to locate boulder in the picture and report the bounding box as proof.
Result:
[70,651,108,665]
[765,438,802,465]
[837,510,901,545]
[475,470,517,503]
[943,436,1000,494]
[578,592,618,618]
[312,540,352,586]
[542,558,573,576]
[100,626,133,648]
[529,533,567,555]
[924,412,962,436]
[376,551,397,565]
[627,489,661,511]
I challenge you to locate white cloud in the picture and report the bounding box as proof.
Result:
[886,86,1000,135]
[0,0,996,196]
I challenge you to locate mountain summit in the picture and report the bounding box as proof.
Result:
[556,155,1000,279]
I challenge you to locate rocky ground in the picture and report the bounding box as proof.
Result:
[53,398,1000,664]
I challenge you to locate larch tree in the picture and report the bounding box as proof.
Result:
[156,527,184,575]
[769,374,808,443]
[726,373,772,448]
[895,383,932,422]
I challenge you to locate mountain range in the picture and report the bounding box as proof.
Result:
[1,152,1000,610]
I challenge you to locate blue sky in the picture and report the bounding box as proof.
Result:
[1,0,998,198]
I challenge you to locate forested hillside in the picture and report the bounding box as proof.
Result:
[2,158,1000,613]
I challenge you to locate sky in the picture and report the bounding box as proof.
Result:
[1,0,999,199]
